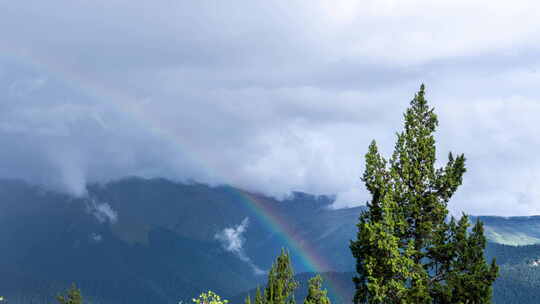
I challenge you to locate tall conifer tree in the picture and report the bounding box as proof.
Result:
[264,249,298,304]
[56,284,83,304]
[350,85,498,303]
[255,287,264,304]
[303,275,331,304]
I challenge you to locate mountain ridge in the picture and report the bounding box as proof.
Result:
[1,177,540,303]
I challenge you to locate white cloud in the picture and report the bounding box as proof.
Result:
[215,218,264,275]
[87,199,118,224]
[90,232,103,243]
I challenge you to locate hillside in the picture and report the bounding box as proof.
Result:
[2,178,540,303]
[473,215,540,246]
[0,178,357,303]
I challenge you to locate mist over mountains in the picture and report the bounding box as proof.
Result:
[0,54,372,209]
[2,44,540,215]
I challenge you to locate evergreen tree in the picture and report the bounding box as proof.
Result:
[56,283,83,304]
[255,286,264,304]
[350,85,498,304]
[264,249,298,304]
[303,275,331,304]
[192,291,228,304]
[246,294,252,304]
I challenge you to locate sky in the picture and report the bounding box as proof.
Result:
[0,0,539,215]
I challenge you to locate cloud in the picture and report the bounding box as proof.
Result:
[90,232,103,243]
[215,218,264,275]
[0,1,538,215]
[87,199,118,224]
[215,218,249,253]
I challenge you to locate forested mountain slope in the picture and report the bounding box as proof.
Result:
[2,178,540,303]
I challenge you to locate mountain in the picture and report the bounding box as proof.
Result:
[0,179,261,303]
[472,215,540,246]
[0,178,358,303]
[2,177,540,303]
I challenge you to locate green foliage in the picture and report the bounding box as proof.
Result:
[56,283,83,304]
[303,275,331,304]
[192,290,228,304]
[350,85,498,304]
[263,249,299,304]
[255,286,264,304]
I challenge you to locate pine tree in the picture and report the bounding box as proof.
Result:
[56,283,83,304]
[245,294,252,304]
[303,275,331,304]
[192,291,228,304]
[255,286,264,304]
[350,85,498,304]
[264,249,298,304]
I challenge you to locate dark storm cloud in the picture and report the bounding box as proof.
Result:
[0,0,539,215]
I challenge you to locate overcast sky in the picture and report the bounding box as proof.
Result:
[0,0,539,215]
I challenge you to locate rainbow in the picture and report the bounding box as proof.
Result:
[232,189,352,304]
[8,55,355,303]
